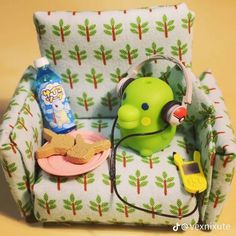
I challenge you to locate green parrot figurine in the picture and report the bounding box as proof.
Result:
[118,77,176,156]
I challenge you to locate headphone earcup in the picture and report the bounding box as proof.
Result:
[117,77,135,97]
[161,101,187,125]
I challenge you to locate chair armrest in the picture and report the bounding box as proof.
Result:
[0,66,43,218]
[198,70,236,224]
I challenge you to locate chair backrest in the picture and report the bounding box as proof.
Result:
[34,3,195,118]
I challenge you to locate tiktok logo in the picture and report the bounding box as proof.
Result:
[173,223,180,231]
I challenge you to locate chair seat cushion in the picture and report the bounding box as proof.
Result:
[33,118,199,225]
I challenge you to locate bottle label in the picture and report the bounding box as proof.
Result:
[38,82,75,133]
[41,84,65,104]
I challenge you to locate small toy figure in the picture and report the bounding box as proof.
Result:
[51,100,71,128]
[116,55,192,156]
[118,77,176,156]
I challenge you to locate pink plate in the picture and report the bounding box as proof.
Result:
[37,130,110,176]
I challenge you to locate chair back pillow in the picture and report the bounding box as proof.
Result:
[34,3,195,118]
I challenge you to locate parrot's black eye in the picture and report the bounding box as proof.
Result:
[141,103,149,110]
[123,92,127,100]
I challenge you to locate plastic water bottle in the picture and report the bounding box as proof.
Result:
[33,57,76,133]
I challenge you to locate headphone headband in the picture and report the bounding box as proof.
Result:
[120,55,193,105]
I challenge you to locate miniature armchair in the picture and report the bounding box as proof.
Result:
[0,3,235,227]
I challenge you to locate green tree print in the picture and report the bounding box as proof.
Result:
[160,66,171,84]
[16,117,27,131]
[110,68,124,83]
[225,168,234,183]
[76,173,95,192]
[177,138,195,154]
[190,218,196,226]
[130,16,149,40]
[206,130,225,148]
[181,12,195,34]
[108,218,125,225]
[94,45,112,65]
[156,15,175,38]
[143,197,162,219]
[226,123,235,134]
[32,127,39,144]
[101,92,118,111]
[45,45,62,65]
[82,217,99,224]
[56,216,66,222]
[38,112,43,128]
[22,73,35,83]
[28,92,36,102]
[33,174,43,191]
[102,174,121,193]
[16,85,28,95]
[129,170,148,194]
[155,171,175,196]
[52,19,71,42]
[141,155,160,169]
[134,219,150,226]
[203,195,209,206]
[167,155,175,166]
[91,119,108,132]
[209,190,226,208]
[7,99,18,111]
[119,44,138,65]
[85,68,103,89]
[232,137,236,144]
[136,67,153,78]
[22,104,33,117]
[145,42,164,62]
[78,19,96,42]
[17,200,32,217]
[37,193,56,215]
[17,171,34,192]
[1,132,17,154]
[171,40,188,62]
[169,199,189,219]
[184,114,196,126]
[1,159,17,178]
[89,195,109,217]
[199,103,223,128]
[63,194,82,215]
[116,151,134,168]
[198,85,216,95]
[25,141,33,159]
[74,116,85,129]
[69,45,87,65]
[104,18,123,41]
[49,176,68,191]
[175,83,186,101]
[212,169,219,179]
[61,69,79,89]
[34,18,46,40]
[77,92,94,111]
[116,196,135,217]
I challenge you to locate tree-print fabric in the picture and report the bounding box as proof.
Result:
[33,118,198,225]
[34,3,194,118]
[0,3,235,227]
[197,71,236,224]
[0,66,43,217]
[0,64,235,226]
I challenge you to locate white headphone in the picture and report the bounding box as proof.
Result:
[116,55,193,126]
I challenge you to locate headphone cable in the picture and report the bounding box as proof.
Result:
[109,116,200,218]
